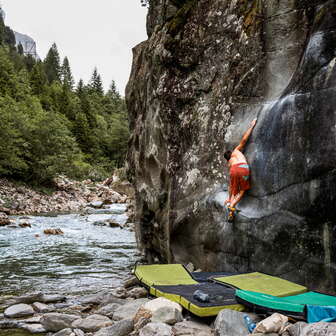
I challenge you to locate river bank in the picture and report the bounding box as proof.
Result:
[1,274,334,336]
[0,175,134,217]
[0,174,138,295]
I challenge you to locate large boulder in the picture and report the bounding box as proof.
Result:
[4,303,34,318]
[143,298,182,314]
[126,0,336,290]
[113,298,150,321]
[214,310,260,336]
[71,314,112,332]
[40,313,79,332]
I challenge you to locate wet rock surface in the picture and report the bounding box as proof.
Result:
[126,0,336,290]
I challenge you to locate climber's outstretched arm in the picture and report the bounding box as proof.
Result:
[235,119,257,152]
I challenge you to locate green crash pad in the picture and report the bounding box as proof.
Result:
[214,272,307,297]
[236,290,336,318]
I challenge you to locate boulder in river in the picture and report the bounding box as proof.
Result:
[4,303,35,318]
[19,222,31,228]
[93,221,107,226]
[44,228,64,235]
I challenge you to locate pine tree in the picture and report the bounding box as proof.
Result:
[0,15,5,45]
[107,80,120,99]
[76,79,85,96]
[60,56,74,89]
[17,43,24,55]
[44,43,61,83]
[30,62,47,95]
[89,67,104,95]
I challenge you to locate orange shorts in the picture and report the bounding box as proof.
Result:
[229,163,251,196]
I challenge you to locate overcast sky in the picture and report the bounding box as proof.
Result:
[1,0,148,95]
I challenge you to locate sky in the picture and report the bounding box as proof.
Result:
[1,0,148,95]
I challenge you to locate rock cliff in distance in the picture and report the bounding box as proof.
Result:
[126,0,336,292]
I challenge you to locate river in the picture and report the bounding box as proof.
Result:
[0,205,138,296]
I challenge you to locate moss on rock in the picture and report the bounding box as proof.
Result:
[167,0,197,36]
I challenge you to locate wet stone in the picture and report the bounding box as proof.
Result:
[33,302,52,313]
[123,276,139,288]
[71,314,112,332]
[52,328,73,336]
[139,322,173,336]
[96,303,121,318]
[20,323,47,333]
[4,304,35,318]
[113,298,150,321]
[40,313,79,332]
[41,295,66,303]
[94,319,134,336]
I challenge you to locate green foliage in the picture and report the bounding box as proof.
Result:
[89,67,104,96]
[17,43,24,55]
[61,56,74,89]
[0,15,15,47]
[44,43,61,83]
[0,34,130,185]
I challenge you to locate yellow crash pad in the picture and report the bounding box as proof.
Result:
[214,272,307,297]
[134,264,198,287]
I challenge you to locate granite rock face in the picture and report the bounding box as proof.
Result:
[126,0,336,291]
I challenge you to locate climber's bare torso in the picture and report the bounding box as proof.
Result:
[229,149,248,167]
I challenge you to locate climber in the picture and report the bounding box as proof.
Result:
[224,118,257,210]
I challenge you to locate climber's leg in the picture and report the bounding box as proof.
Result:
[230,190,245,208]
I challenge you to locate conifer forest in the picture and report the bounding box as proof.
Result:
[0,15,129,185]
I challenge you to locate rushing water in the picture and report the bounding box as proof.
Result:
[0,205,138,296]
